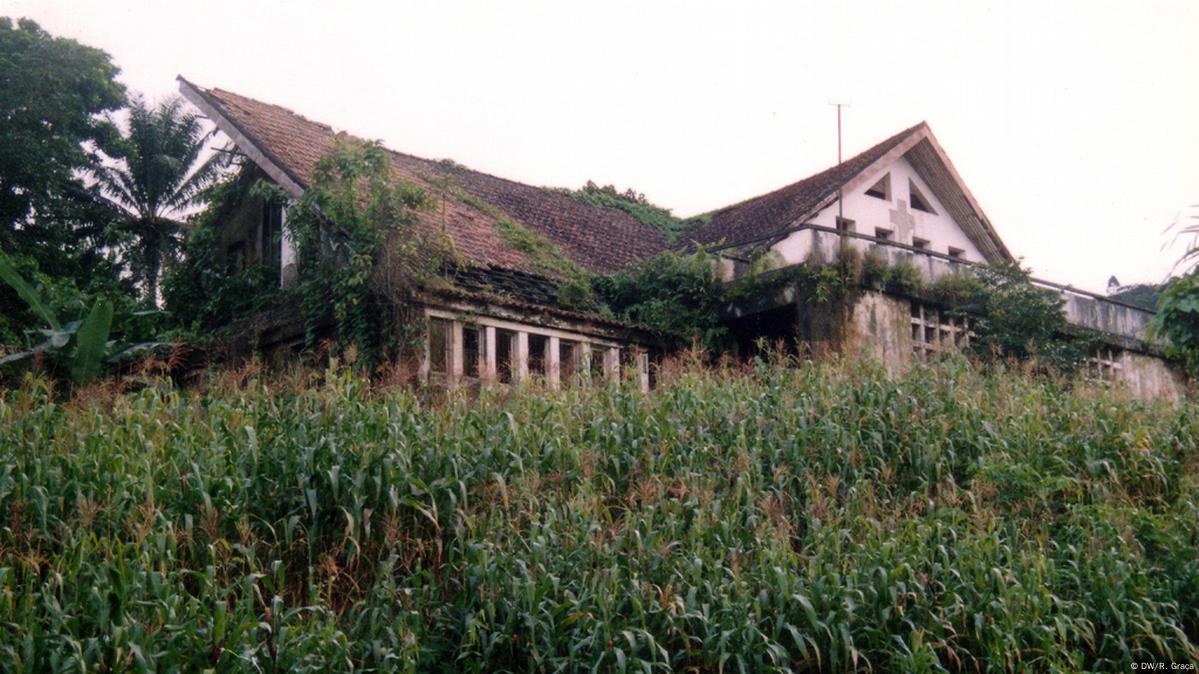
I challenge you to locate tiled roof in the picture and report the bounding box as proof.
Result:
[181,80,669,276]
[678,123,925,249]
[449,264,561,307]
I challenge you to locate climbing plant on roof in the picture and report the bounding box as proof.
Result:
[287,134,447,365]
[594,247,729,350]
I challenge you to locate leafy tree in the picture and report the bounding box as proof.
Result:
[97,96,225,304]
[0,17,128,342]
[0,17,125,234]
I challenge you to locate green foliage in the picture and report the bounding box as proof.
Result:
[1151,271,1199,377]
[161,168,283,332]
[1153,209,1199,378]
[0,254,61,330]
[860,250,924,293]
[725,253,858,305]
[556,181,703,241]
[0,17,125,232]
[1,358,1196,671]
[0,17,129,340]
[288,134,441,363]
[594,249,729,349]
[67,298,114,383]
[932,262,1089,372]
[0,254,163,383]
[96,96,227,304]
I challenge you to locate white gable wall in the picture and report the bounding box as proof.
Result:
[772,155,984,265]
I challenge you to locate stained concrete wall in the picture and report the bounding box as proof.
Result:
[726,282,1186,400]
[848,291,912,373]
[1118,350,1185,400]
[847,289,1184,400]
[748,228,1163,348]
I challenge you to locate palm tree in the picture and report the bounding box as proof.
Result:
[98,96,224,304]
[1168,204,1199,274]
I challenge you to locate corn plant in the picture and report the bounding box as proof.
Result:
[0,356,1195,672]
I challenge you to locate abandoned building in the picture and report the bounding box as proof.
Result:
[178,77,1184,399]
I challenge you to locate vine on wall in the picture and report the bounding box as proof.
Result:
[284,134,448,365]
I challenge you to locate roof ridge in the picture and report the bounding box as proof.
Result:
[678,122,927,248]
[704,122,925,218]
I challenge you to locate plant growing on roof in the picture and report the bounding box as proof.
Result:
[593,248,729,350]
[286,134,445,364]
[556,181,709,242]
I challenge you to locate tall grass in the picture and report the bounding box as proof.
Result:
[0,355,1196,672]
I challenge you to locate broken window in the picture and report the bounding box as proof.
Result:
[528,333,548,378]
[559,340,579,383]
[865,173,890,200]
[428,318,450,376]
[495,329,515,383]
[909,180,937,214]
[912,237,929,251]
[874,227,894,241]
[1085,347,1122,384]
[226,241,246,273]
[262,202,283,269]
[463,325,481,379]
[589,346,606,381]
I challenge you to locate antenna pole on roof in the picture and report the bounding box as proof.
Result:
[828,101,851,220]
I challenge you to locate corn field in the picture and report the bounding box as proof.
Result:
[0,356,1196,672]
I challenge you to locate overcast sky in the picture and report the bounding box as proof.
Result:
[8,0,1198,291]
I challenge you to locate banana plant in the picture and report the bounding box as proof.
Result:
[0,255,164,383]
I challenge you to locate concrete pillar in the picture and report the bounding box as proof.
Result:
[515,332,529,383]
[419,318,431,384]
[484,326,497,383]
[449,321,464,388]
[547,336,561,390]
[604,347,619,380]
[638,351,650,392]
[580,343,593,384]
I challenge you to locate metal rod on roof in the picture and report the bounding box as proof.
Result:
[828,101,851,220]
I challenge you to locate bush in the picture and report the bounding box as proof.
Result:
[934,262,1091,373]
[593,249,729,350]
